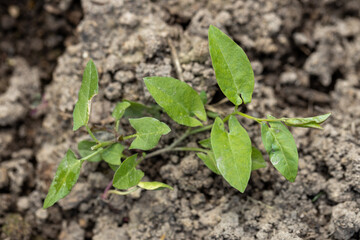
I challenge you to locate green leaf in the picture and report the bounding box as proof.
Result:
[144,77,207,127]
[112,102,131,121]
[73,60,99,130]
[113,154,144,190]
[129,117,171,150]
[198,138,211,149]
[211,116,252,192]
[43,150,83,209]
[208,25,254,105]
[197,151,221,175]
[138,181,173,190]
[123,100,161,119]
[251,146,267,170]
[199,90,208,105]
[261,116,298,182]
[101,143,124,165]
[77,140,102,162]
[284,113,331,129]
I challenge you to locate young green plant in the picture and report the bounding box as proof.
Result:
[43,25,330,209]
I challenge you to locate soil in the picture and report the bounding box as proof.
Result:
[1,0,360,239]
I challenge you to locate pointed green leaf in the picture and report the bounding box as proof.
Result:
[112,102,131,121]
[251,146,267,171]
[101,143,124,165]
[113,154,144,190]
[198,138,211,149]
[208,25,254,105]
[43,150,83,209]
[129,117,171,150]
[261,116,298,182]
[123,100,161,119]
[197,151,221,175]
[73,60,99,130]
[284,113,331,129]
[144,77,207,127]
[138,181,173,190]
[211,116,252,192]
[77,140,102,162]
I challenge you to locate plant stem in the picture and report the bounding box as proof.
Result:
[107,187,139,196]
[235,111,285,123]
[115,120,120,133]
[188,125,212,135]
[79,147,104,161]
[136,128,192,163]
[101,180,114,200]
[123,134,137,140]
[91,140,116,150]
[86,125,99,143]
[169,128,192,148]
[171,147,208,153]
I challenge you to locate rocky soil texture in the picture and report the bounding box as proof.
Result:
[1,0,360,239]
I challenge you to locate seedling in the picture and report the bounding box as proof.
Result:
[43,25,330,208]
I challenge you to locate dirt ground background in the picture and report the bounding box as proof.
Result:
[1,0,360,239]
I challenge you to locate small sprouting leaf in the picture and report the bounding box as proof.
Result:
[199,90,208,105]
[123,100,161,119]
[138,181,173,190]
[43,150,83,209]
[196,151,221,175]
[112,102,131,121]
[208,25,254,105]
[73,60,99,130]
[129,117,171,150]
[251,146,267,171]
[113,154,144,190]
[211,116,252,192]
[198,138,211,149]
[77,140,102,162]
[261,116,298,182]
[284,113,331,129]
[101,143,124,165]
[144,77,207,127]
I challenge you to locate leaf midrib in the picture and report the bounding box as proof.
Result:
[213,34,239,97]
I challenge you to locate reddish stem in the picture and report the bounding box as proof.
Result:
[101,180,113,200]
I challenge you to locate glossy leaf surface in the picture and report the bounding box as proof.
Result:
[144,77,207,127]
[73,60,99,130]
[261,116,298,182]
[251,146,267,170]
[112,102,131,121]
[208,25,254,105]
[211,116,252,192]
[43,150,83,208]
[129,117,171,150]
[138,181,173,190]
[101,143,124,165]
[113,154,144,190]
